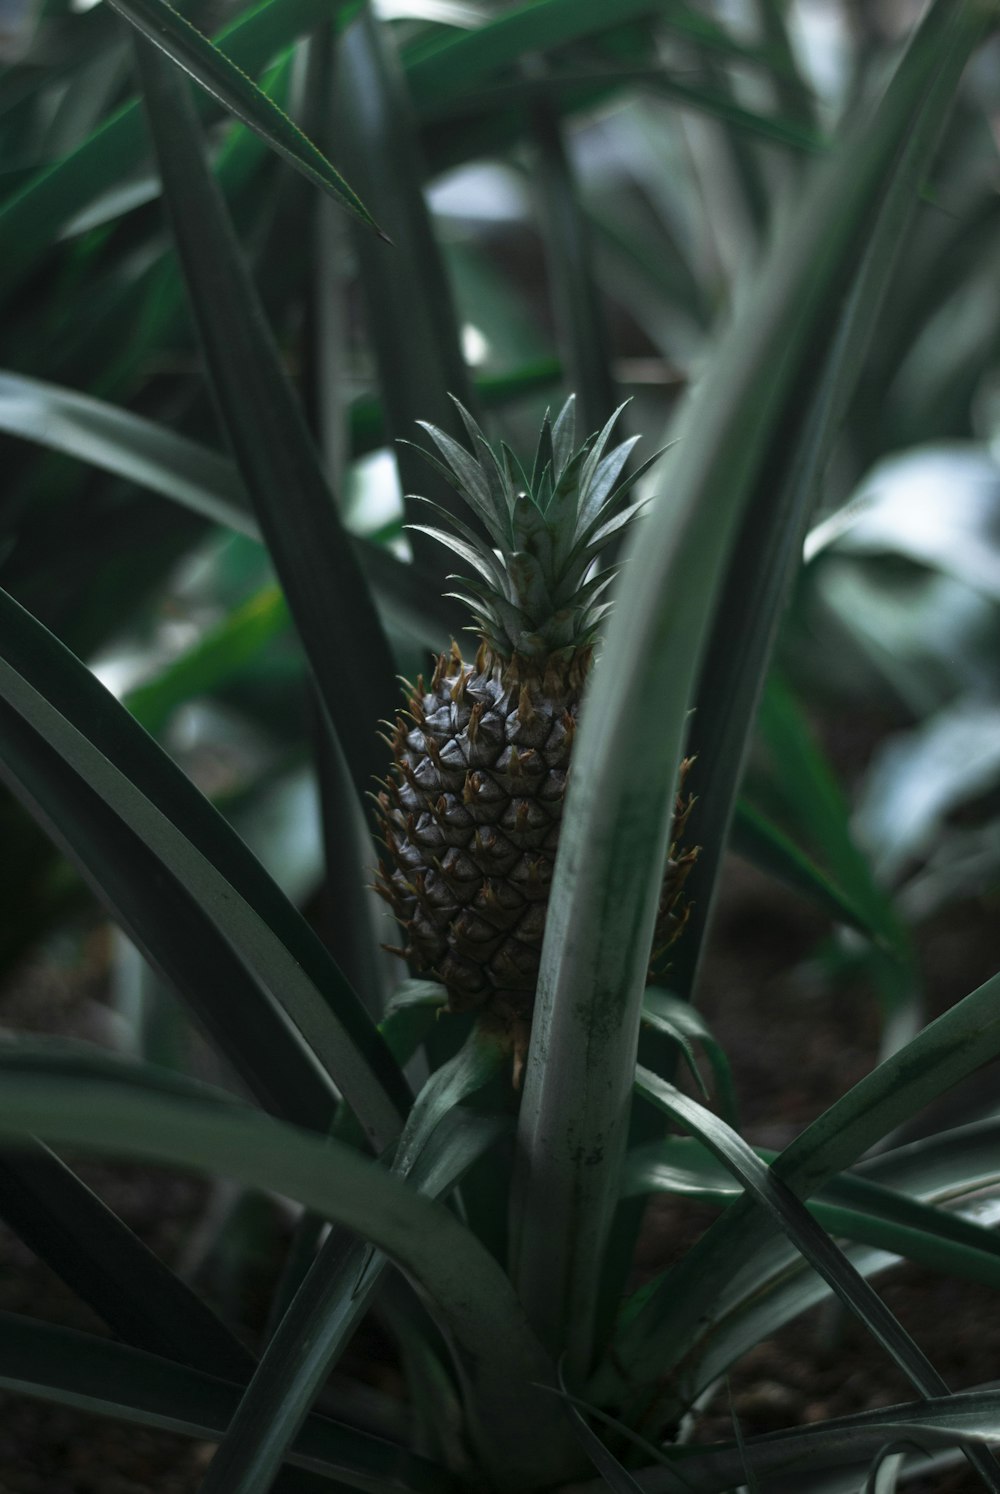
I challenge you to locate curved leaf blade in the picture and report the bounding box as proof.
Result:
[106,0,383,235]
[612,964,1000,1409]
[0,1310,443,1494]
[0,1058,574,1490]
[633,1071,1000,1490]
[132,35,398,806]
[663,1391,1000,1493]
[510,0,992,1377]
[200,1109,507,1494]
[0,0,342,301]
[0,369,254,535]
[0,585,410,1146]
[0,1140,254,1382]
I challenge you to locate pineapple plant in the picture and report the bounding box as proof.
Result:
[375,396,697,1074]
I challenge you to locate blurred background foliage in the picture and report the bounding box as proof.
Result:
[0,0,997,1056]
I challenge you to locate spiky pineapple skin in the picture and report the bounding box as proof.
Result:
[376,642,695,1038]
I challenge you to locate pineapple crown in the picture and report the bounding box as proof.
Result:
[406,395,662,662]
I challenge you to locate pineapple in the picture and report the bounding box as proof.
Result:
[375,397,696,1071]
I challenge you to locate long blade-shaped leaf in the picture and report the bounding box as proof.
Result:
[0,368,463,652]
[623,1134,1000,1283]
[528,78,615,435]
[621,1121,1000,1414]
[334,2,476,571]
[0,1056,575,1492]
[656,1391,1000,1494]
[0,1310,443,1494]
[105,0,383,235]
[610,964,1000,1412]
[405,0,725,114]
[663,0,967,1004]
[0,586,409,1147]
[0,0,342,301]
[632,1070,1000,1491]
[133,36,396,806]
[0,369,254,533]
[509,0,991,1375]
[201,1109,507,1494]
[729,797,878,938]
[0,1140,254,1382]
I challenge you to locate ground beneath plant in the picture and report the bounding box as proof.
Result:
[0,857,997,1491]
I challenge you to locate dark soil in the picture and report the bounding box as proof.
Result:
[0,853,997,1491]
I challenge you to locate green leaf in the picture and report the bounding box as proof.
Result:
[0,369,463,656]
[333,3,477,572]
[105,0,383,235]
[200,1108,506,1494]
[132,35,397,807]
[630,1122,1000,1414]
[528,92,615,434]
[405,0,722,115]
[391,1021,508,1179]
[666,1390,1000,1492]
[623,1135,1000,1286]
[0,1309,444,1493]
[730,797,882,939]
[0,586,409,1148]
[0,0,347,301]
[0,1057,575,1491]
[640,988,738,1128]
[632,1070,1000,1491]
[756,676,904,954]
[0,369,253,534]
[509,0,992,1379]
[553,1362,648,1493]
[664,0,967,1003]
[753,676,919,1036]
[611,964,1000,1414]
[125,585,290,737]
[0,1140,254,1382]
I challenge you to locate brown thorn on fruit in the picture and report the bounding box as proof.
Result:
[449,639,463,670]
[463,772,477,804]
[431,653,447,692]
[450,668,469,704]
[508,747,522,778]
[424,734,441,764]
[467,700,484,743]
[475,640,488,673]
[515,802,530,832]
[517,683,537,727]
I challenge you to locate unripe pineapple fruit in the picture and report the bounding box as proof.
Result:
[375,397,696,1062]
